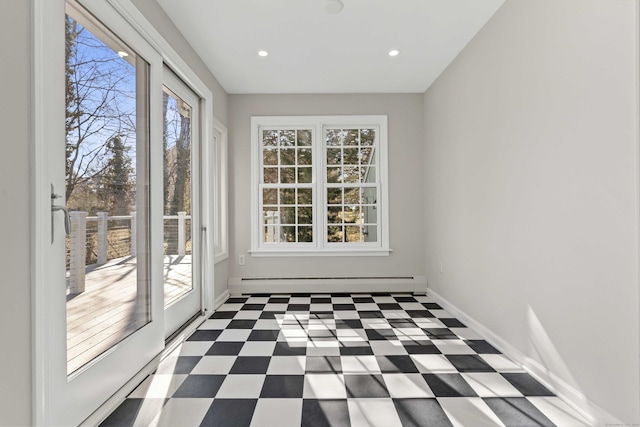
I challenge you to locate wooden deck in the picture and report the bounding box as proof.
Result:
[66,255,192,374]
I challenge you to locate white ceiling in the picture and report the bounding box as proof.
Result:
[157,0,505,94]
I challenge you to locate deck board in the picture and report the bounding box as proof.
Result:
[66,255,192,374]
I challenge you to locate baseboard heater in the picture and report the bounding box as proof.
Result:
[228,275,427,295]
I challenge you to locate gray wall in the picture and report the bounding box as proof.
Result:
[130,0,230,304]
[424,0,639,423]
[229,94,425,280]
[0,1,32,425]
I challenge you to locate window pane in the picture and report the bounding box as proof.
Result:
[344,187,360,204]
[280,188,295,204]
[344,205,361,224]
[327,188,342,204]
[280,207,295,224]
[343,166,360,183]
[264,168,278,183]
[280,167,295,184]
[360,129,375,146]
[263,130,278,146]
[280,130,295,147]
[263,147,278,165]
[297,148,312,165]
[344,129,359,146]
[264,225,278,243]
[280,148,295,165]
[298,226,313,242]
[327,167,341,184]
[298,206,313,224]
[328,226,343,242]
[263,188,277,205]
[345,225,363,243]
[281,226,296,242]
[343,148,359,165]
[326,129,340,146]
[327,148,342,165]
[359,147,374,165]
[297,167,312,184]
[298,188,313,204]
[361,166,375,183]
[297,129,312,146]
[363,187,377,205]
[327,206,342,224]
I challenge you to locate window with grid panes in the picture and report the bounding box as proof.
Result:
[251,116,389,256]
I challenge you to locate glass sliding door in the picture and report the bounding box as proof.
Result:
[64,3,151,374]
[162,69,202,337]
[37,1,164,425]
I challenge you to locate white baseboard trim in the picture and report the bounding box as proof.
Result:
[214,289,230,309]
[80,314,208,427]
[427,288,621,427]
[228,276,427,295]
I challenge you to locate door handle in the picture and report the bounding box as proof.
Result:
[51,184,71,242]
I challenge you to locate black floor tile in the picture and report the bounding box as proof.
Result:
[501,373,554,396]
[229,356,271,374]
[205,342,244,356]
[241,304,266,311]
[375,355,419,373]
[440,318,466,328]
[465,339,501,354]
[422,373,477,397]
[172,375,225,398]
[209,311,236,319]
[227,320,257,329]
[288,304,311,311]
[99,398,166,427]
[200,399,257,427]
[366,329,398,340]
[423,328,457,339]
[393,398,454,427]
[339,345,374,356]
[484,397,555,427]
[403,341,441,354]
[301,399,351,427]
[273,342,307,356]
[446,355,495,372]
[335,319,363,329]
[406,310,435,318]
[187,330,222,341]
[247,330,280,341]
[333,304,356,311]
[260,375,305,398]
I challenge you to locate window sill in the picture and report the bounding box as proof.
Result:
[249,248,392,257]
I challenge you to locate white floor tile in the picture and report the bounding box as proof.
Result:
[461,373,522,397]
[479,354,523,372]
[215,375,265,398]
[190,356,236,375]
[199,319,231,329]
[434,340,476,355]
[250,399,303,427]
[267,356,306,374]
[303,374,347,398]
[527,397,591,426]
[438,397,506,427]
[348,398,403,427]
[217,329,252,342]
[382,373,435,398]
[341,356,381,373]
[369,341,408,355]
[410,354,458,373]
[177,342,215,356]
[239,342,277,356]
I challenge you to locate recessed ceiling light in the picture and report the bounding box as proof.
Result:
[326,0,344,14]
[388,50,400,57]
[117,51,129,58]
[258,50,269,57]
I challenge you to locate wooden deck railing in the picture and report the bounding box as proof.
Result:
[67,212,191,294]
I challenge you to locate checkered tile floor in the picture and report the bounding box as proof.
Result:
[100,293,589,426]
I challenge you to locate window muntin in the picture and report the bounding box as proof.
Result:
[252,116,389,255]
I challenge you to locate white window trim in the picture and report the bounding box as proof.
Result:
[250,115,390,257]
[212,116,229,264]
